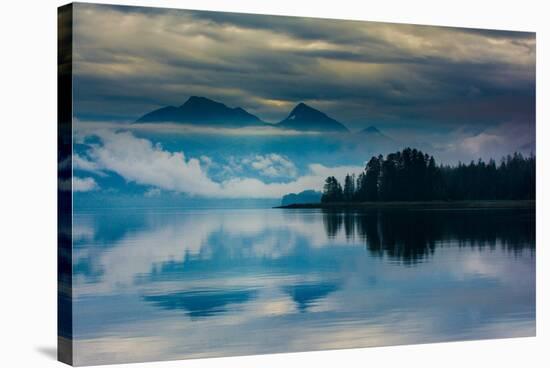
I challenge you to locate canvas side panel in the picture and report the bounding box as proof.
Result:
[58,3,73,366]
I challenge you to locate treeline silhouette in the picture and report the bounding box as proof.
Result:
[322,148,535,203]
[322,209,535,265]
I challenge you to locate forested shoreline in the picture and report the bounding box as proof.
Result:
[321,148,535,203]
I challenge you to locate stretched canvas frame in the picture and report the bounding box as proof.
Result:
[58,3,536,366]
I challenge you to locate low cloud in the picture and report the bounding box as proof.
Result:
[124,122,320,136]
[77,130,362,198]
[144,187,161,197]
[460,133,505,156]
[74,121,322,137]
[438,121,535,162]
[73,177,99,192]
[74,154,107,176]
[244,154,298,178]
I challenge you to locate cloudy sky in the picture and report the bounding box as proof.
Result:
[73,3,535,133]
[70,3,535,200]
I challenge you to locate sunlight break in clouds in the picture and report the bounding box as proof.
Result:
[79,130,363,198]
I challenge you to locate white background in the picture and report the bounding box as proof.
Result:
[0,0,547,367]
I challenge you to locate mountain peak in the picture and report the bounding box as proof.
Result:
[362,126,381,134]
[279,103,349,132]
[181,96,224,109]
[358,126,394,142]
[136,96,264,127]
[292,102,309,110]
[187,95,206,102]
[290,102,319,115]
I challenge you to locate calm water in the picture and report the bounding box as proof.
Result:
[71,208,535,365]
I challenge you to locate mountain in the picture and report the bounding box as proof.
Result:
[277,103,349,132]
[358,126,394,142]
[281,190,322,206]
[360,126,383,135]
[359,126,390,138]
[135,96,265,127]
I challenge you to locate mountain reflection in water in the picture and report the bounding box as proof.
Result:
[70,207,535,365]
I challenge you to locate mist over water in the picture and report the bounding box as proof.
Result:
[72,208,535,365]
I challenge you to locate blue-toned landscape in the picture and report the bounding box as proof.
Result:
[62,3,536,366]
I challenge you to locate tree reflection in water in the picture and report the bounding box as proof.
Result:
[322,209,535,265]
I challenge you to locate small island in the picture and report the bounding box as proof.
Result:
[276,200,535,210]
[277,148,535,210]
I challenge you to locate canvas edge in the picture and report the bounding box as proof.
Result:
[58,3,74,366]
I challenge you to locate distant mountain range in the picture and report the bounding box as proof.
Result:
[135,96,381,134]
[281,190,322,206]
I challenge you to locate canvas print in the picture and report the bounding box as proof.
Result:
[58,3,536,366]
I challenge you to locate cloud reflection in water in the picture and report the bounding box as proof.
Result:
[71,208,535,365]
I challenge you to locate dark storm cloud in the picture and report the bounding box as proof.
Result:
[72,3,535,135]
[192,9,536,45]
[188,9,383,44]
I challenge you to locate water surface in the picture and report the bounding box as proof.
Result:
[72,208,535,365]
